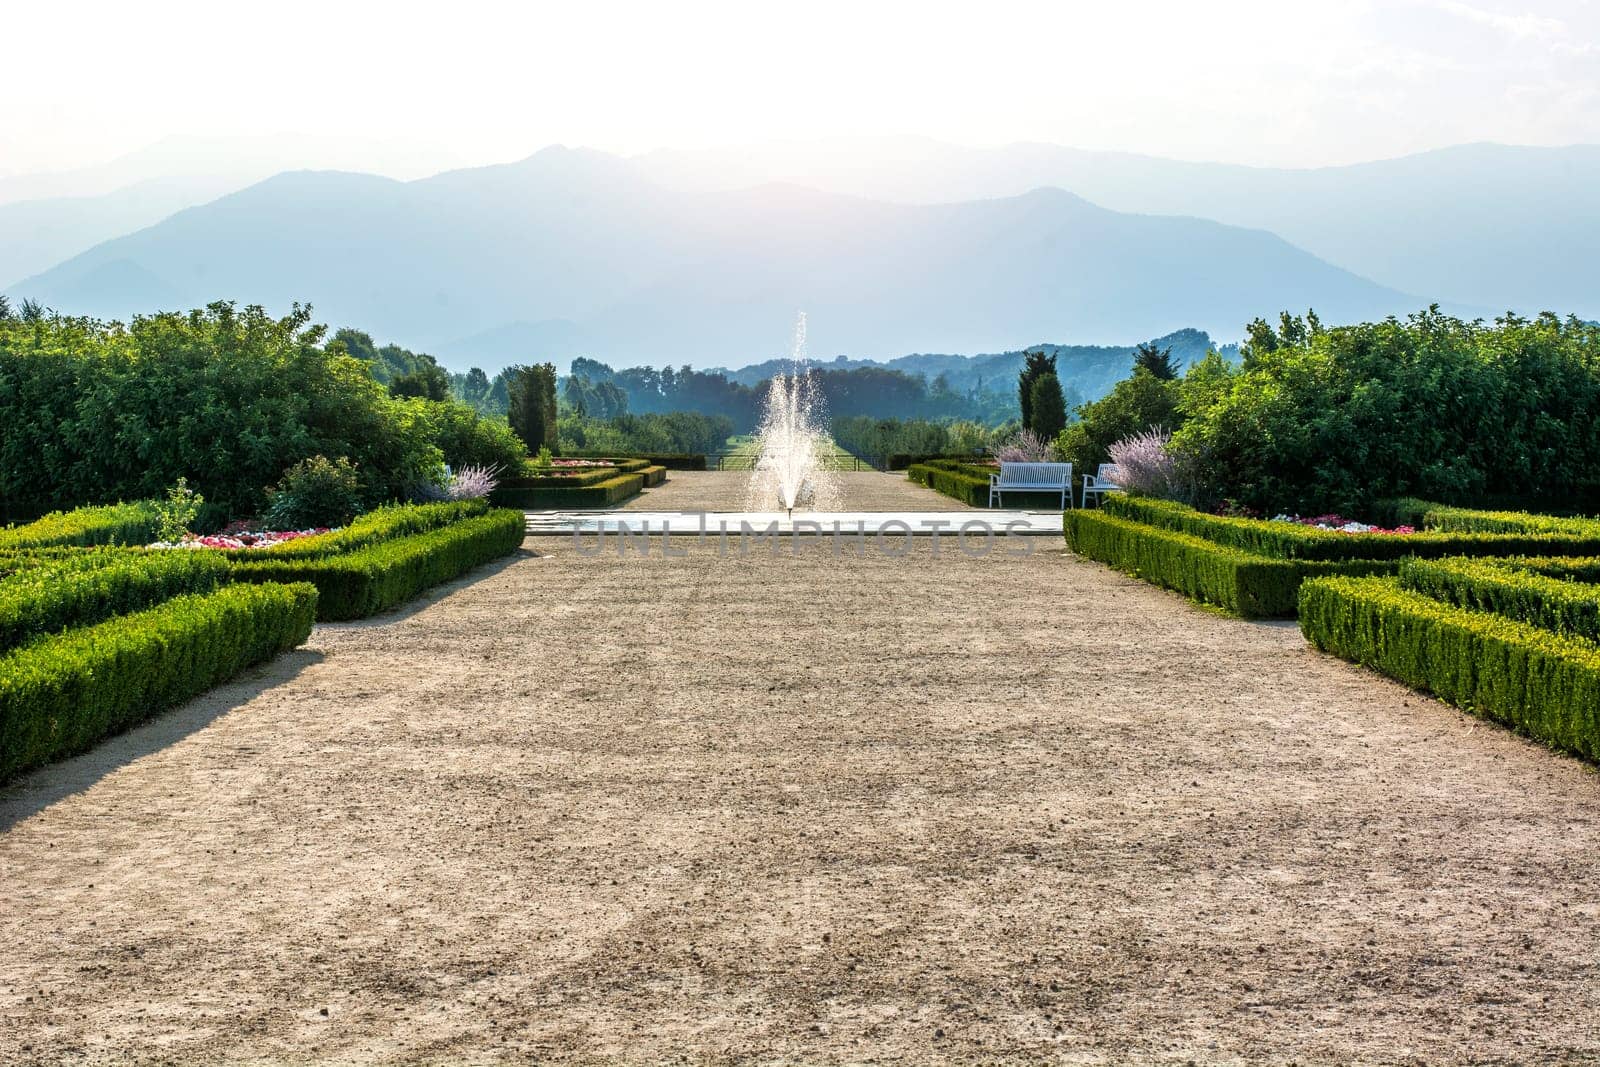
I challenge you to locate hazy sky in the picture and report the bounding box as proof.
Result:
[5,0,1598,176]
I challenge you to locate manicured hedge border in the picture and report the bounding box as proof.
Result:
[563,452,706,470]
[0,581,317,782]
[1399,557,1600,644]
[0,501,162,550]
[220,500,488,562]
[1103,495,1600,561]
[1380,498,1600,536]
[908,461,991,507]
[0,550,231,653]
[1065,509,1388,617]
[231,508,524,620]
[491,468,663,509]
[1299,575,1600,761]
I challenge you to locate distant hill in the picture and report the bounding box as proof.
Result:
[719,328,1223,402]
[638,138,1600,317]
[9,147,1429,372]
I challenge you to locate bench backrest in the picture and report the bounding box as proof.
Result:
[1095,463,1122,485]
[997,461,1072,487]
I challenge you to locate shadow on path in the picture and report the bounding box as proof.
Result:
[0,648,326,833]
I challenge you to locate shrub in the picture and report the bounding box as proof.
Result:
[1173,310,1600,515]
[265,455,363,529]
[0,501,162,550]
[0,581,317,782]
[155,478,204,543]
[0,550,231,653]
[1065,509,1386,617]
[992,429,1054,463]
[0,303,445,517]
[1399,557,1600,644]
[1107,428,1196,502]
[416,464,503,502]
[1299,575,1600,762]
[231,509,524,620]
[1056,367,1182,476]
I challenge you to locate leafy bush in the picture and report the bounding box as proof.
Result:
[232,509,524,620]
[1066,509,1386,617]
[1299,575,1600,762]
[1056,367,1183,477]
[0,550,232,653]
[265,455,363,529]
[1399,557,1600,644]
[0,501,162,550]
[1173,310,1600,515]
[0,581,317,782]
[155,478,204,543]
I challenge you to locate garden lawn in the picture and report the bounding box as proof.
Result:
[2,535,1599,1064]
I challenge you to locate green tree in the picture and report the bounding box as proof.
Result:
[1132,342,1178,380]
[506,362,558,454]
[389,364,451,401]
[1018,349,1057,431]
[1028,372,1067,440]
[1055,369,1182,475]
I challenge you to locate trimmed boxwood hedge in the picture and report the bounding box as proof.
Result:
[491,469,660,509]
[220,500,488,562]
[0,550,231,653]
[1065,509,1388,617]
[1399,557,1600,644]
[907,460,993,507]
[1299,575,1600,762]
[0,581,317,782]
[231,508,524,620]
[0,501,162,550]
[1103,495,1600,561]
[1380,498,1600,536]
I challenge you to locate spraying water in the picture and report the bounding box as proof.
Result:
[748,313,839,515]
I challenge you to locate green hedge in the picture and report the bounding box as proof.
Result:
[0,581,317,782]
[1299,575,1600,762]
[491,471,647,509]
[907,462,992,507]
[0,501,162,550]
[219,500,488,562]
[0,550,231,653]
[1399,557,1600,644]
[231,508,524,620]
[1065,509,1388,617]
[1103,495,1600,561]
[1378,498,1599,536]
[563,452,705,470]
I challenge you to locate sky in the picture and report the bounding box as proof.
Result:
[3,0,1598,177]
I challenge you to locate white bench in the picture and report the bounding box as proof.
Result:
[989,461,1073,508]
[1081,463,1122,507]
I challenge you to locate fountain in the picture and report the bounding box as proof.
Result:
[748,313,839,516]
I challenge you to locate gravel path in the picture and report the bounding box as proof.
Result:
[2,478,1598,1064]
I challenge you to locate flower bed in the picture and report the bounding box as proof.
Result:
[1272,513,1416,535]
[151,522,334,550]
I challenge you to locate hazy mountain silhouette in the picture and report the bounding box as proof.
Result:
[12,146,1434,371]
[639,137,1600,315]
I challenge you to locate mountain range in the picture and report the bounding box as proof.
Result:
[4,137,1594,372]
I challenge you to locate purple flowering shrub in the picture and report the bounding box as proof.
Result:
[992,429,1056,463]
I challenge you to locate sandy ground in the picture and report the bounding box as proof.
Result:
[616,470,973,512]
[3,474,1600,1064]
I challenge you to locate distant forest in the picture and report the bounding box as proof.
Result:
[333,326,1227,432]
